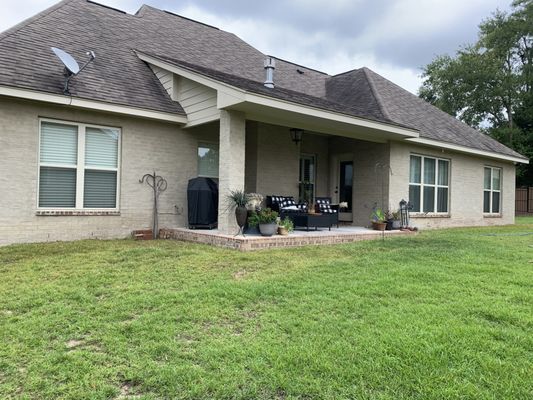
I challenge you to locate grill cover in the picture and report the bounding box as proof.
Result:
[187,177,218,228]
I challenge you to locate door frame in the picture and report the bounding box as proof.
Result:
[330,153,354,222]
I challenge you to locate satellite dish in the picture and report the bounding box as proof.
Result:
[51,47,80,75]
[51,47,95,94]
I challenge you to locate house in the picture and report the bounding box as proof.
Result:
[0,0,529,246]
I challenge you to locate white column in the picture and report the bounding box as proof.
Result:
[218,110,246,234]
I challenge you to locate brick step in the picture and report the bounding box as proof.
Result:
[132,229,153,240]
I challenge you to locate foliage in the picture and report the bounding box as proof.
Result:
[370,206,386,222]
[227,189,249,209]
[419,0,533,185]
[0,218,532,398]
[256,207,278,224]
[247,211,259,228]
[279,217,294,232]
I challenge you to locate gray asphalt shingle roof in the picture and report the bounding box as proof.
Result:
[0,0,526,160]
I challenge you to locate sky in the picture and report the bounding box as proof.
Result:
[0,0,511,94]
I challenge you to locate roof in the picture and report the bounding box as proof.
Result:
[140,52,414,131]
[0,0,527,161]
[326,68,526,159]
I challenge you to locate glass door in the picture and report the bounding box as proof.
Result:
[299,154,315,203]
[339,161,353,211]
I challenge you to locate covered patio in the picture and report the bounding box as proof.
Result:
[187,111,414,237]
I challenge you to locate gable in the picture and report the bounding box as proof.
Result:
[175,76,219,127]
[148,62,220,127]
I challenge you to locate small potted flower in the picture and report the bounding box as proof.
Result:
[257,208,279,236]
[391,211,401,230]
[278,217,294,235]
[370,206,387,231]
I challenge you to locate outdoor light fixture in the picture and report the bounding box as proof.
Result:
[290,128,303,145]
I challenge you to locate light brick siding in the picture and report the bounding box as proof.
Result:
[328,137,390,226]
[0,97,203,246]
[217,110,246,234]
[0,98,518,246]
[254,123,300,198]
[245,125,332,200]
[388,141,515,228]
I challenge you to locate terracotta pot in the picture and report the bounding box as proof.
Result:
[235,206,248,229]
[372,221,387,231]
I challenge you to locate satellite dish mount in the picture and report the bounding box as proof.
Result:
[51,47,95,94]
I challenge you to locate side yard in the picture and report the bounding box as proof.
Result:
[1,218,532,399]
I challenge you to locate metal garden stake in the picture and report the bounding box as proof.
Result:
[140,172,167,239]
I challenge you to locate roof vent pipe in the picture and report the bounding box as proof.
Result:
[264,57,276,88]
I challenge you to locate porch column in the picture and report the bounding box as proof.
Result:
[218,110,246,234]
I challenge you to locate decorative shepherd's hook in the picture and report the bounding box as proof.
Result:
[140,171,167,239]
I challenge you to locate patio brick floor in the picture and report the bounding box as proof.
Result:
[160,226,416,251]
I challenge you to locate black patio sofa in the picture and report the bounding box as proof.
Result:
[266,195,339,230]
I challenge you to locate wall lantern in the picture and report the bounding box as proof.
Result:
[290,128,303,145]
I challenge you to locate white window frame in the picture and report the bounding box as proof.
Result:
[197,141,219,179]
[483,166,502,215]
[37,118,121,211]
[409,154,450,214]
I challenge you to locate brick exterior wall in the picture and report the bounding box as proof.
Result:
[328,137,390,226]
[0,97,203,246]
[388,141,516,228]
[0,97,517,246]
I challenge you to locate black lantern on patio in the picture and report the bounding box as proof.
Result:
[290,128,303,145]
[399,199,411,229]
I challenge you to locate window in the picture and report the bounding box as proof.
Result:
[299,154,315,203]
[484,167,501,214]
[409,155,449,213]
[38,120,120,209]
[197,142,219,178]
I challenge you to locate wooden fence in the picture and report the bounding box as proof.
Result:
[516,187,533,214]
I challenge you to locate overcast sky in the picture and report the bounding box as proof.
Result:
[1,0,511,94]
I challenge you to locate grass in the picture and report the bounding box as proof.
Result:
[1,217,532,399]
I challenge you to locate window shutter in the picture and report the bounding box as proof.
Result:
[39,122,78,208]
[39,167,76,207]
[85,127,119,168]
[40,122,78,165]
[83,170,117,208]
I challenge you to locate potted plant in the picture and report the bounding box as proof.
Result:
[227,190,249,235]
[257,208,279,236]
[385,210,394,231]
[391,211,401,230]
[278,217,294,235]
[370,206,387,231]
[245,211,260,235]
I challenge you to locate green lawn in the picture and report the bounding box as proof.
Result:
[1,218,532,399]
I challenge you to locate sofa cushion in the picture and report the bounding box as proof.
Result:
[270,195,285,206]
[317,199,337,214]
[280,197,296,208]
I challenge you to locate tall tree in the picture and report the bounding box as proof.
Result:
[419,0,533,186]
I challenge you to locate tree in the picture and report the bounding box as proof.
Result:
[419,0,533,186]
